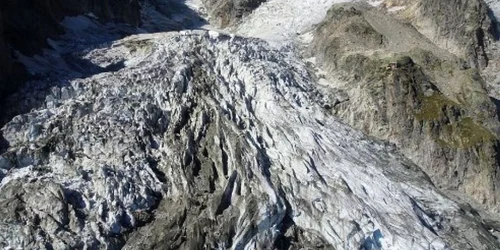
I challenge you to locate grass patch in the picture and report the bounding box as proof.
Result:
[414,93,458,121]
[437,117,496,148]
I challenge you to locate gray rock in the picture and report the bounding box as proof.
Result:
[2,1,500,249]
[372,0,494,69]
[409,0,494,69]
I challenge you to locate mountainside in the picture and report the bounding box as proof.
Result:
[1,0,141,55]
[309,1,500,213]
[0,0,141,99]
[1,0,500,249]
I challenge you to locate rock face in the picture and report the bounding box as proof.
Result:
[202,0,266,27]
[310,2,500,212]
[1,31,499,249]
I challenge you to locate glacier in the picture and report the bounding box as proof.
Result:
[0,0,500,249]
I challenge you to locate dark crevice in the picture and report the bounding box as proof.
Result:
[315,118,325,126]
[410,198,443,235]
[226,223,236,248]
[306,155,327,185]
[212,161,219,181]
[252,134,272,180]
[215,170,238,216]
[173,105,194,135]
[273,213,296,249]
[184,153,193,168]
[346,221,361,240]
[274,191,332,249]
[491,97,500,122]
[193,154,201,177]
[342,178,353,194]
[220,142,229,177]
[146,156,166,183]
[208,174,216,193]
[493,142,500,182]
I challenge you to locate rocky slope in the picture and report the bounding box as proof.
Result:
[1,0,500,249]
[381,0,495,69]
[309,1,500,213]
[202,0,266,27]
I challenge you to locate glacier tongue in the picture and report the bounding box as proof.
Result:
[1,30,498,249]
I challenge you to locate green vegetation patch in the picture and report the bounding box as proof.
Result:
[437,117,496,148]
[415,93,458,121]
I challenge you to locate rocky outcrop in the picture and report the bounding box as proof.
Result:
[310,2,500,213]
[1,31,499,249]
[418,0,493,69]
[380,0,495,69]
[202,0,266,27]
